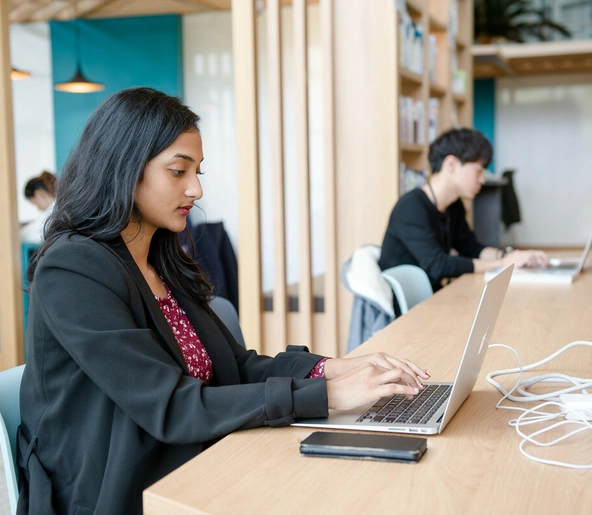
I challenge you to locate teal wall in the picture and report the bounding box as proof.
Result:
[51,15,183,172]
[473,78,496,172]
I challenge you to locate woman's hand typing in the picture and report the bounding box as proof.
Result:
[324,353,430,411]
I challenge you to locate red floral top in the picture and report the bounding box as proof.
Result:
[156,284,327,382]
[156,284,214,384]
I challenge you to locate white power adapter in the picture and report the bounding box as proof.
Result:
[559,394,592,421]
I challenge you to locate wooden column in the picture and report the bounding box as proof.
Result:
[293,0,313,347]
[320,0,339,358]
[232,0,262,352]
[267,0,288,351]
[0,0,25,369]
[333,0,398,355]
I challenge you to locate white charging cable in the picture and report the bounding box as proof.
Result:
[486,341,592,469]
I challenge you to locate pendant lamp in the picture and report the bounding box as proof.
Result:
[11,67,32,80]
[55,20,104,93]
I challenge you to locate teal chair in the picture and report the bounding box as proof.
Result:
[381,265,433,314]
[0,364,26,514]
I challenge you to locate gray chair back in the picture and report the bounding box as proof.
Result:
[210,296,245,348]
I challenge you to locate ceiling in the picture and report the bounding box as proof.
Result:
[10,1,591,78]
[8,0,232,24]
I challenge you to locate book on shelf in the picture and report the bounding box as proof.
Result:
[399,8,424,75]
[399,97,425,145]
[449,53,466,95]
[428,98,440,143]
[399,163,428,195]
[448,0,459,47]
[428,34,438,83]
[453,70,466,95]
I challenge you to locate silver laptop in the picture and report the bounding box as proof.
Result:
[526,230,592,274]
[486,231,592,285]
[292,264,514,435]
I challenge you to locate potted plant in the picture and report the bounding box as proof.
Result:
[474,0,571,44]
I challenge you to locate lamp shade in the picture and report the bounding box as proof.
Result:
[54,19,105,94]
[54,68,105,93]
[11,67,31,80]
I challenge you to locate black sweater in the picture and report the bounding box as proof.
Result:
[379,188,485,291]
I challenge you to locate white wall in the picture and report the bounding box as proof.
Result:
[10,23,55,224]
[182,12,239,256]
[183,7,324,291]
[495,73,592,247]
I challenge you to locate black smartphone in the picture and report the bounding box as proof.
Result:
[299,431,427,463]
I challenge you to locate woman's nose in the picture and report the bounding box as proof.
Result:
[186,175,203,200]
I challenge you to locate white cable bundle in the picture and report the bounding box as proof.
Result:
[486,341,592,469]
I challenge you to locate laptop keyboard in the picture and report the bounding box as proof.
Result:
[356,384,452,425]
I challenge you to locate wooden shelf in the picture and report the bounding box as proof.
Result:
[453,92,466,104]
[401,142,424,153]
[429,82,447,97]
[405,0,423,16]
[456,36,468,50]
[429,14,446,32]
[473,40,592,78]
[400,67,423,86]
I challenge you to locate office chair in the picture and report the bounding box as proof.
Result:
[381,265,433,314]
[0,364,26,515]
[210,296,245,348]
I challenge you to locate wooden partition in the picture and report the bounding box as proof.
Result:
[232,0,402,357]
[231,0,474,357]
[231,0,263,353]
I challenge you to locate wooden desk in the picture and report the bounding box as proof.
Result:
[144,271,592,514]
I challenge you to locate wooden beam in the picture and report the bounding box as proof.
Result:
[8,0,322,24]
[267,0,288,351]
[9,0,56,24]
[320,0,339,358]
[293,0,313,348]
[0,0,25,369]
[232,0,262,352]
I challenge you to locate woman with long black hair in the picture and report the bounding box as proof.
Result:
[18,87,429,515]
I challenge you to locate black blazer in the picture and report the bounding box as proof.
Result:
[17,234,328,515]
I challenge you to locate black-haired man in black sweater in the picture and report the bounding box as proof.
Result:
[379,128,548,292]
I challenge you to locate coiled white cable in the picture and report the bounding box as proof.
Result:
[486,341,592,469]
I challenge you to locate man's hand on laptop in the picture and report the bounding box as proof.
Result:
[324,354,429,411]
[503,249,550,269]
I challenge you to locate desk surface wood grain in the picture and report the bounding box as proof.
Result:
[144,268,592,515]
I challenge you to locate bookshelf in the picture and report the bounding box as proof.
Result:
[397,0,473,196]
